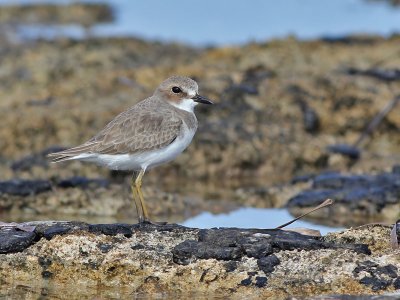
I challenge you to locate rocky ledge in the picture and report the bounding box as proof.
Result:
[287,166,400,226]
[0,221,399,299]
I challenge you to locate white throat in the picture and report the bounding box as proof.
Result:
[171,98,197,113]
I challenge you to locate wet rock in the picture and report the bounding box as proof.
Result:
[88,223,133,237]
[172,228,370,265]
[346,67,400,82]
[353,261,399,290]
[320,35,381,45]
[257,254,280,274]
[225,83,258,95]
[32,221,88,238]
[326,144,361,160]
[11,146,66,171]
[292,92,320,133]
[97,243,113,253]
[0,179,51,196]
[0,228,36,253]
[42,225,72,240]
[0,222,396,298]
[287,169,400,226]
[26,96,54,107]
[57,176,109,189]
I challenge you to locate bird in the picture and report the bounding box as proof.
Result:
[48,76,213,224]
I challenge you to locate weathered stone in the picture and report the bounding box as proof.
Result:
[57,176,109,189]
[0,228,36,253]
[42,226,72,240]
[257,254,280,275]
[88,223,133,237]
[0,222,397,298]
[10,146,65,171]
[287,169,400,226]
[346,67,400,82]
[353,261,399,291]
[326,144,361,160]
[172,228,369,266]
[0,179,51,196]
[0,3,114,26]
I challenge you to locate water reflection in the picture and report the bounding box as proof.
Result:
[182,207,344,235]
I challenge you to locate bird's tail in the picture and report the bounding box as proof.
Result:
[47,153,76,163]
[47,143,94,163]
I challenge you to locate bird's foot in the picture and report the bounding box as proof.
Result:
[138,217,167,226]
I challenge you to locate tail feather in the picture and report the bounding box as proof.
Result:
[47,154,76,163]
[47,143,95,163]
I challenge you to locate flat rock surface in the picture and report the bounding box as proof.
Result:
[287,167,400,226]
[0,222,399,299]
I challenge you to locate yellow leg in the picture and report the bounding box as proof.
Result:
[131,173,144,223]
[132,169,167,225]
[134,169,150,222]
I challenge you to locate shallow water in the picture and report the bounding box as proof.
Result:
[1,0,400,45]
[181,207,343,235]
[1,206,342,235]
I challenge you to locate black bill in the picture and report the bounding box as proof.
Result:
[191,94,213,105]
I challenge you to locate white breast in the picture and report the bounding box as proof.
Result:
[73,123,196,171]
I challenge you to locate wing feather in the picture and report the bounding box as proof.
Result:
[48,98,183,162]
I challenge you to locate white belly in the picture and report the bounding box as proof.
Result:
[73,125,196,171]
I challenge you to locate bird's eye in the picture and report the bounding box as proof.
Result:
[172,86,181,93]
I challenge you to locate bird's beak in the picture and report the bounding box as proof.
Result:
[191,94,213,105]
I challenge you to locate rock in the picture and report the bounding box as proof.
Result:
[345,67,400,82]
[0,179,51,196]
[320,35,382,45]
[287,169,400,226]
[257,254,280,274]
[88,223,133,237]
[0,228,36,253]
[10,146,66,171]
[171,227,370,265]
[289,87,320,134]
[0,222,398,298]
[0,3,114,26]
[57,176,109,189]
[326,144,361,160]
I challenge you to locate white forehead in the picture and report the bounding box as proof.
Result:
[185,86,197,97]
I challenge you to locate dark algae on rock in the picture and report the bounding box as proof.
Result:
[172,228,369,266]
[1,222,396,298]
[287,167,400,226]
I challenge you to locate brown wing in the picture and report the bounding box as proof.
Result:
[48,98,182,161]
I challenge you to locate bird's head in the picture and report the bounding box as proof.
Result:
[155,76,213,112]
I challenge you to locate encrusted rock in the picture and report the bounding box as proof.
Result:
[1,222,398,298]
[287,169,400,226]
[0,179,52,196]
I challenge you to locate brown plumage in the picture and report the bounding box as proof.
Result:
[48,96,197,162]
